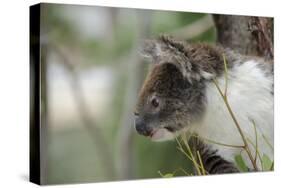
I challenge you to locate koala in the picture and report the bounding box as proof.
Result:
[134,36,273,173]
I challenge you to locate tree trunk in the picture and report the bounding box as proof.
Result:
[213,15,273,60]
[117,11,152,180]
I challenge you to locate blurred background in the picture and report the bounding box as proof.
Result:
[39,3,217,184]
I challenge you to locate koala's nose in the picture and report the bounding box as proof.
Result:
[134,116,151,137]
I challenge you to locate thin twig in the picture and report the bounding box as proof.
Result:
[222,54,228,96]
[197,151,206,175]
[191,134,244,149]
[262,133,274,152]
[212,56,259,171]
[177,167,192,176]
[251,120,259,164]
[213,79,258,170]
[177,135,207,175]
[247,138,263,169]
[176,138,201,175]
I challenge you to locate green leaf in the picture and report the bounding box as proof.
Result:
[234,155,248,172]
[262,154,273,171]
[162,173,174,178]
[158,171,174,178]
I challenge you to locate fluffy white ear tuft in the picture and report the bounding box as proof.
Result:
[139,40,165,61]
[139,37,216,82]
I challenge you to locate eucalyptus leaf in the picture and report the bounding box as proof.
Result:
[158,171,174,178]
[234,155,248,172]
[162,173,174,178]
[262,154,273,171]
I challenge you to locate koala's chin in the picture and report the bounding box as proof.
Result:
[150,128,176,142]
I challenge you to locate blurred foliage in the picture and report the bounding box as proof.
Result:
[135,138,193,178]
[151,12,206,34]
[190,27,216,43]
[48,128,104,184]
[42,5,79,46]
[43,4,216,184]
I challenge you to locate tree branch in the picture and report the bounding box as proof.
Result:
[50,42,116,179]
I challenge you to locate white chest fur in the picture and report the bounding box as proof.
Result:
[192,60,274,170]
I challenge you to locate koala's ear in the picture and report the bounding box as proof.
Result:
[139,38,194,81]
[139,39,165,61]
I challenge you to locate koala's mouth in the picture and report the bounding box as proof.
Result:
[148,126,175,141]
[164,126,175,132]
[149,126,174,136]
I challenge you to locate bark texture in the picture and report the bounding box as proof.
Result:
[213,15,273,60]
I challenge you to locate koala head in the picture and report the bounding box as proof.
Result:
[134,36,224,141]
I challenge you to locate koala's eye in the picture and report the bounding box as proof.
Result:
[151,97,159,108]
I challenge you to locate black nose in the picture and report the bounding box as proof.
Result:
[135,116,151,136]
